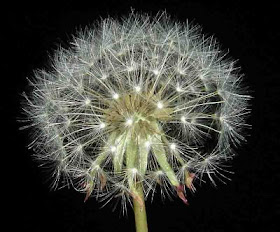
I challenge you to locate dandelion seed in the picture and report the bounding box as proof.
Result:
[101,73,108,80]
[99,122,106,129]
[176,85,183,92]
[170,143,176,150]
[181,116,187,123]
[91,164,100,170]
[153,69,159,75]
[113,93,119,99]
[76,144,83,153]
[144,141,151,148]
[127,64,136,72]
[157,102,163,109]
[177,68,185,75]
[125,118,133,126]
[156,170,164,175]
[110,146,117,153]
[84,98,91,105]
[65,119,71,127]
[134,86,141,93]
[131,168,138,174]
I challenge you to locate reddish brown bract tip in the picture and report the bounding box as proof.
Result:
[176,185,189,205]
[185,172,196,193]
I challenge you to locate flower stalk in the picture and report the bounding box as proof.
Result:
[133,183,148,232]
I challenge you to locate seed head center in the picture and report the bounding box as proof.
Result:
[103,92,173,134]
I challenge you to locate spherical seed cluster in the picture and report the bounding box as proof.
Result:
[21,12,250,206]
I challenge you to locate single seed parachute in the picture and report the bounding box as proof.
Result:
[20,11,250,211]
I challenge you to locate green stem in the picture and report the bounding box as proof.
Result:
[133,183,148,232]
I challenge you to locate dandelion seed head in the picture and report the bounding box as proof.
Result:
[20,11,250,207]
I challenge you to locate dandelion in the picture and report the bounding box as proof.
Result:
[20,11,250,232]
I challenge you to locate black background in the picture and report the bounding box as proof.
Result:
[3,1,279,231]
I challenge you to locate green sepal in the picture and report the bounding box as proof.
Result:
[113,132,127,173]
[150,122,179,186]
[137,135,150,175]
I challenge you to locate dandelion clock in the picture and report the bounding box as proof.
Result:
[20,11,250,232]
